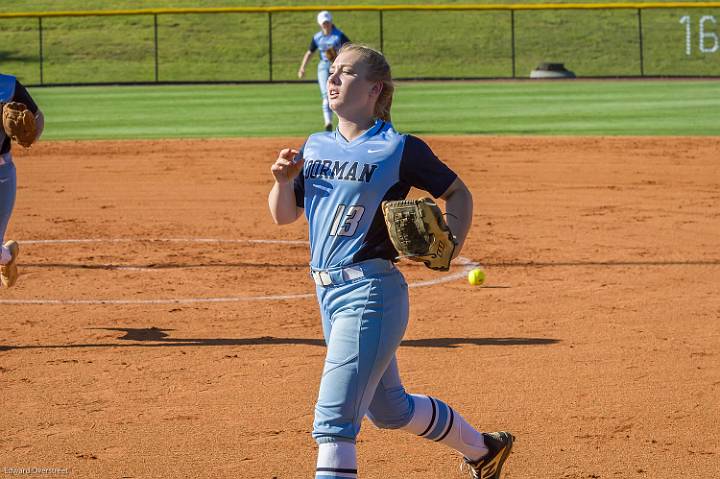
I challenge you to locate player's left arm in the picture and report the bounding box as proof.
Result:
[13,80,44,142]
[400,135,473,260]
[439,177,473,259]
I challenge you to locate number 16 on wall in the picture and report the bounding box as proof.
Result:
[680,15,719,55]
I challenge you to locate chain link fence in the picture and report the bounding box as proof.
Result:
[0,3,718,86]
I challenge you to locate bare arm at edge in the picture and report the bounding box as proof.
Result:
[34,109,44,141]
[298,51,313,79]
[269,148,305,225]
[440,177,474,259]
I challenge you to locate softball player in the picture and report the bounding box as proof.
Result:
[297,10,351,132]
[0,74,45,288]
[270,44,513,479]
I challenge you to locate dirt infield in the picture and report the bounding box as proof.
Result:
[1,137,719,478]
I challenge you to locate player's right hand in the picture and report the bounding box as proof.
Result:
[271,148,304,184]
[298,68,305,79]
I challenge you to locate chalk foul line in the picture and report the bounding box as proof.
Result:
[1,238,481,305]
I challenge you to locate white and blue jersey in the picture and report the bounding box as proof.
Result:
[309,26,350,126]
[0,74,39,242]
[309,26,350,63]
[294,121,461,464]
[0,75,16,105]
[294,120,457,270]
[0,75,38,155]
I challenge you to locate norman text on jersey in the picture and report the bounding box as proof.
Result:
[304,158,378,183]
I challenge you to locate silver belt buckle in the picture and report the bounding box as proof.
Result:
[342,266,364,281]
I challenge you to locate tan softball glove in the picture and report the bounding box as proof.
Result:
[382,197,457,271]
[2,101,37,148]
[325,47,338,62]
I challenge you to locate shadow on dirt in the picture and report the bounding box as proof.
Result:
[21,259,720,270]
[0,327,559,350]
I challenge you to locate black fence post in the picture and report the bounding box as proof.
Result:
[637,8,645,77]
[268,12,273,82]
[154,14,159,83]
[379,10,384,52]
[511,9,516,79]
[38,17,44,85]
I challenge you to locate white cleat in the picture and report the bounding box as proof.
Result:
[1,240,19,288]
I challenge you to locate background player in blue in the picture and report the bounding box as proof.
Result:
[0,74,44,288]
[297,10,350,132]
[270,43,513,479]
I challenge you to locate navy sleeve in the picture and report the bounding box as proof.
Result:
[309,38,318,53]
[292,145,306,208]
[12,80,39,114]
[340,33,351,45]
[399,135,457,198]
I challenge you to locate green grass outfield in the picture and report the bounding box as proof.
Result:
[29,79,720,139]
[0,0,701,13]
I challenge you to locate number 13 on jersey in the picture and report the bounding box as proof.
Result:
[329,204,366,236]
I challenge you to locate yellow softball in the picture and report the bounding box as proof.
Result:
[467,268,486,286]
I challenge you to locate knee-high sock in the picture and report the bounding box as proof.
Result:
[400,394,488,461]
[322,99,333,125]
[316,441,357,479]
